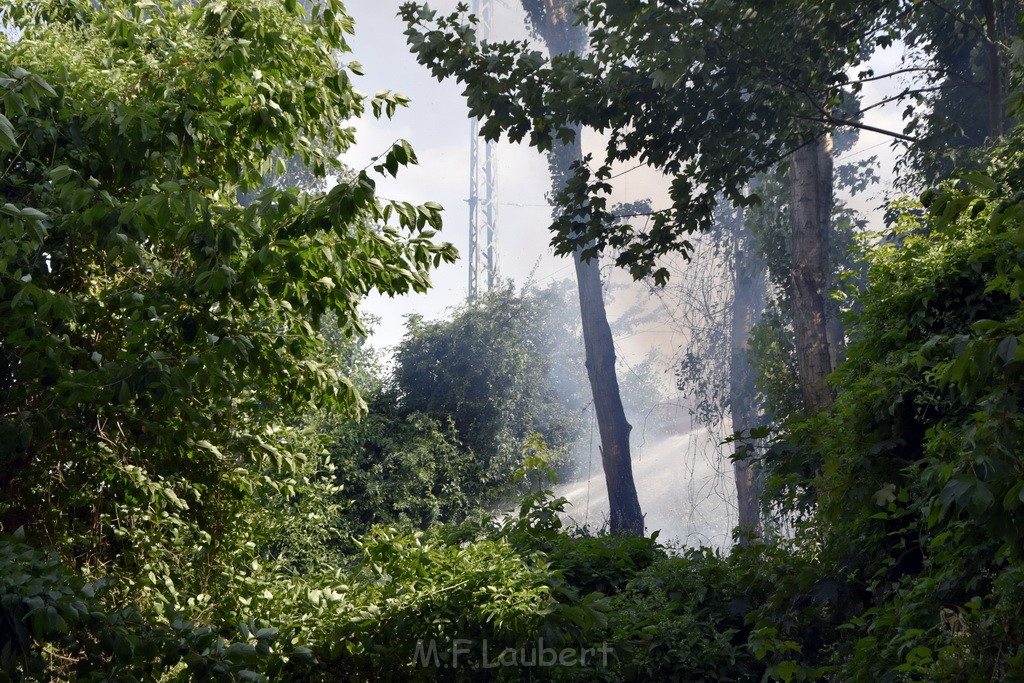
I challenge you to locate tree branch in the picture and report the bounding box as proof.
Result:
[846,65,978,86]
[794,114,920,143]
[854,82,978,118]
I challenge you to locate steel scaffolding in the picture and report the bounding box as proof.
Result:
[467,0,498,300]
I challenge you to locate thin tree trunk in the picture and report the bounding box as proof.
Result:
[531,1,644,535]
[818,130,845,370]
[547,134,644,536]
[730,219,766,543]
[574,245,645,536]
[980,0,1004,139]
[825,303,846,370]
[788,136,835,414]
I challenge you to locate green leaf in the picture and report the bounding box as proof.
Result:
[873,483,897,507]
[118,381,132,404]
[195,440,223,458]
[996,335,1018,364]
[960,171,998,192]
[0,113,17,150]
[773,660,798,682]
[1002,482,1024,511]
[972,319,1002,333]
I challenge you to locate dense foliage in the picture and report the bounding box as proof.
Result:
[810,155,1024,678]
[0,0,454,677]
[896,0,1022,186]
[4,0,1024,681]
[391,284,585,476]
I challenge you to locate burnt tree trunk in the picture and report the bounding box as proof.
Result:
[788,135,835,414]
[820,135,845,370]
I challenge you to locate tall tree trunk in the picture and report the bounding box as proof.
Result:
[788,135,835,414]
[819,132,845,370]
[980,0,1004,139]
[548,135,644,536]
[730,218,766,543]
[529,0,644,535]
[574,242,645,536]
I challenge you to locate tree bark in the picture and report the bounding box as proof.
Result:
[546,134,644,536]
[980,0,1004,139]
[531,0,644,535]
[818,131,845,370]
[574,245,645,536]
[788,136,835,414]
[825,300,846,370]
[730,220,766,544]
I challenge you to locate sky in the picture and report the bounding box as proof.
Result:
[345,0,558,351]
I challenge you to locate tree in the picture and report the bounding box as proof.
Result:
[0,0,455,602]
[898,0,1023,186]
[391,282,585,478]
[401,0,934,432]
[521,0,644,535]
[808,125,1024,679]
[402,0,917,540]
[788,137,837,412]
[728,213,769,541]
[403,0,903,270]
[669,204,768,543]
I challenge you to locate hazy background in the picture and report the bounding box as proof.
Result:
[341,1,911,546]
[344,0,904,347]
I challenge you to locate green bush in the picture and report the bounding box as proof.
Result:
[0,532,313,681]
[803,149,1024,677]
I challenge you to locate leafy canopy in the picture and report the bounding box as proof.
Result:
[401,0,897,283]
[0,0,456,601]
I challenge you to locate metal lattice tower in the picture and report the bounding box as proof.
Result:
[468,0,498,300]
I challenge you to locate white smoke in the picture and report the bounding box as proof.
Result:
[555,427,737,550]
